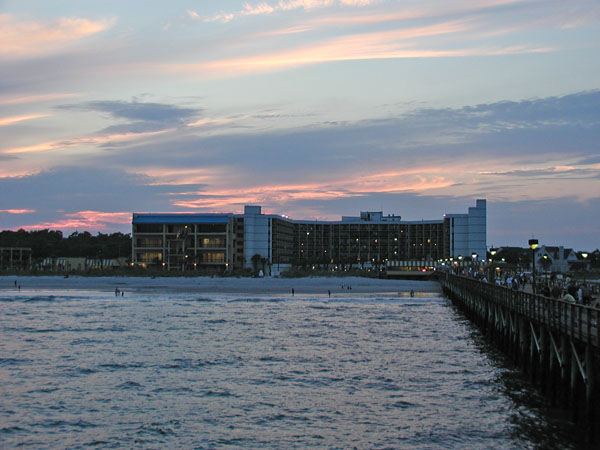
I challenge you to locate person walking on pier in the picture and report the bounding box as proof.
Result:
[563,290,576,303]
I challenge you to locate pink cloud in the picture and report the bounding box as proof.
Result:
[0,209,36,214]
[202,0,373,23]
[169,169,455,210]
[0,114,48,127]
[0,93,79,105]
[19,211,131,232]
[1,129,172,155]
[165,18,553,77]
[0,14,115,59]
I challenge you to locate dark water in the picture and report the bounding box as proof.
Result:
[0,288,582,449]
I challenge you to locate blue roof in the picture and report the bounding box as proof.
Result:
[133,213,230,224]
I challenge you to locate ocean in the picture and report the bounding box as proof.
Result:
[0,284,582,449]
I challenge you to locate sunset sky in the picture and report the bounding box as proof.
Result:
[1,0,599,250]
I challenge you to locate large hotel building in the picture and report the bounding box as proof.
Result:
[132,200,486,274]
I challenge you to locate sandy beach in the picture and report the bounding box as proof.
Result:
[0,275,441,296]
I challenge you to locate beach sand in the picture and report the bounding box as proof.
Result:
[0,275,441,296]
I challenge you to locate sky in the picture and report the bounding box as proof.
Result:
[0,0,599,251]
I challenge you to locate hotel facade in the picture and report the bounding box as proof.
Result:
[132,200,486,274]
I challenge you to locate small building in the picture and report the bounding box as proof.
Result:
[535,245,578,274]
[132,213,236,272]
[0,247,32,270]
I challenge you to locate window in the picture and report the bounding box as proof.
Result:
[136,252,162,262]
[136,237,163,248]
[200,252,225,263]
[135,223,162,233]
[200,237,225,248]
[197,223,227,233]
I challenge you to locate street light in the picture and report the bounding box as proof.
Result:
[542,254,549,284]
[489,247,498,281]
[529,239,539,294]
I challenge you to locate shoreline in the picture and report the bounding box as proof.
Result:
[0,275,442,295]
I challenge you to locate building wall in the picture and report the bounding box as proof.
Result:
[446,199,486,260]
[243,206,270,269]
[131,200,486,272]
[468,199,487,260]
[293,221,446,267]
[132,214,234,272]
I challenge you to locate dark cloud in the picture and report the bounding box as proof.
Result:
[57,100,200,125]
[98,121,171,136]
[77,89,600,187]
[408,90,600,127]
[0,166,207,230]
[577,155,600,165]
[482,168,599,178]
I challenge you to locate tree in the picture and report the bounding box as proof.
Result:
[251,253,262,272]
[0,229,131,259]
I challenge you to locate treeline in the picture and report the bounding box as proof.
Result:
[0,230,131,259]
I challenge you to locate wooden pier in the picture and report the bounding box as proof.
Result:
[440,273,600,436]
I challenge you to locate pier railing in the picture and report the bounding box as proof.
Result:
[440,273,600,347]
[440,272,600,434]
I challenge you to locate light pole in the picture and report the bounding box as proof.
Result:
[471,252,478,276]
[489,247,497,282]
[542,254,549,287]
[529,239,538,294]
[582,252,589,282]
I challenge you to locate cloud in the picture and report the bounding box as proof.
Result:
[1,129,172,155]
[0,93,79,105]
[166,18,553,77]
[0,209,35,214]
[201,0,374,23]
[57,100,200,124]
[0,114,48,127]
[19,211,132,232]
[0,100,203,156]
[479,166,597,179]
[0,14,116,59]
[0,166,207,232]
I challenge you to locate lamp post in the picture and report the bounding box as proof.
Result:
[542,254,549,286]
[471,252,478,276]
[529,239,538,294]
[582,252,589,282]
[489,247,497,282]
